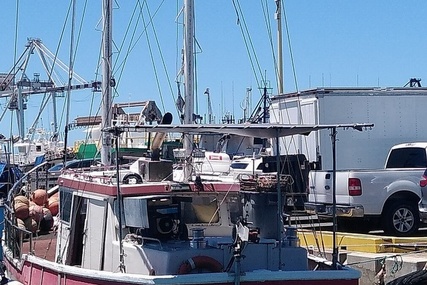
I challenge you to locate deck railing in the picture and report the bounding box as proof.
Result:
[4,207,33,259]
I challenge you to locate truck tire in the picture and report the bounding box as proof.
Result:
[382,201,419,236]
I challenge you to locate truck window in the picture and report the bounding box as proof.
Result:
[386,147,427,168]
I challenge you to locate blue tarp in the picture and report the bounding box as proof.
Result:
[0,162,23,198]
[34,155,46,166]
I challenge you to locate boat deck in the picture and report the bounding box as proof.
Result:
[22,230,57,262]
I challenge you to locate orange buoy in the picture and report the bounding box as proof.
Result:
[32,189,48,206]
[14,195,29,206]
[40,208,54,231]
[29,204,44,222]
[48,196,59,216]
[14,196,30,220]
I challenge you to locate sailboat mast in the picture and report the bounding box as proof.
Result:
[183,0,194,123]
[183,0,194,180]
[275,0,283,94]
[101,0,113,165]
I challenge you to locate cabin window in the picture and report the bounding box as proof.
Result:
[181,196,220,224]
[230,162,249,170]
[122,197,149,228]
[253,137,263,145]
[59,189,73,223]
[227,195,243,225]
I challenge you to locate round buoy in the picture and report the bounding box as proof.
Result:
[29,204,44,222]
[48,196,59,216]
[40,208,54,232]
[14,195,29,206]
[32,189,48,206]
[14,196,30,220]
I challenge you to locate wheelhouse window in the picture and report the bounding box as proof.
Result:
[181,195,220,224]
[227,195,242,225]
[59,189,73,223]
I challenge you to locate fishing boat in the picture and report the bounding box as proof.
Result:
[1,1,368,284]
[2,123,365,285]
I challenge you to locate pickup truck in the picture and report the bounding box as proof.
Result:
[305,142,427,236]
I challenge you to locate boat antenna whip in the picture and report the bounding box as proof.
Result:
[112,126,126,273]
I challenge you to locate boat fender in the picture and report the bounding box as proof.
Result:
[178,256,223,274]
[122,173,143,184]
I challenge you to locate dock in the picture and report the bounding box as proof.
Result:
[297,227,427,285]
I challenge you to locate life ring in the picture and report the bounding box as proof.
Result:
[178,256,223,274]
[122,173,143,184]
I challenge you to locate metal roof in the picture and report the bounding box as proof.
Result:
[104,123,374,139]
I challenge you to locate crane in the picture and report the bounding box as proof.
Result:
[0,38,100,141]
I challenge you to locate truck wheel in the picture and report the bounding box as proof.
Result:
[383,201,419,236]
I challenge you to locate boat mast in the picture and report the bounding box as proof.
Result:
[101,0,113,165]
[102,0,125,272]
[64,0,76,163]
[275,0,283,94]
[183,0,194,180]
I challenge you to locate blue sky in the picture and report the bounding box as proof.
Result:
[1,1,427,143]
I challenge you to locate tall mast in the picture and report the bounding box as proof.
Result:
[101,0,113,165]
[275,0,283,94]
[183,0,194,180]
[63,0,76,163]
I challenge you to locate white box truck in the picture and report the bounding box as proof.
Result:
[269,87,427,170]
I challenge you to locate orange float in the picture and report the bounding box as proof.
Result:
[29,204,44,222]
[14,195,30,220]
[48,196,59,216]
[32,189,48,206]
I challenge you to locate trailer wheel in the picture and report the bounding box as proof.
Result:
[382,201,419,236]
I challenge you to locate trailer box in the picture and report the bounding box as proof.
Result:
[270,87,427,170]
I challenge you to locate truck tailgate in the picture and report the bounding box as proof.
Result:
[308,170,351,204]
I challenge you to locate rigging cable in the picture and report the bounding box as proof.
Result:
[48,1,72,139]
[141,1,168,114]
[111,0,177,118]
[283,0,298,92]
[262,0,329,258]
[111,0,141,95]
[232,0,266,90]
[147,0,177,116]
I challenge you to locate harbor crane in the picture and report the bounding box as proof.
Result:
[0,38,100,141]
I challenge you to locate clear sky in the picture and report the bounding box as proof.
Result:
[1,1,426,143]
